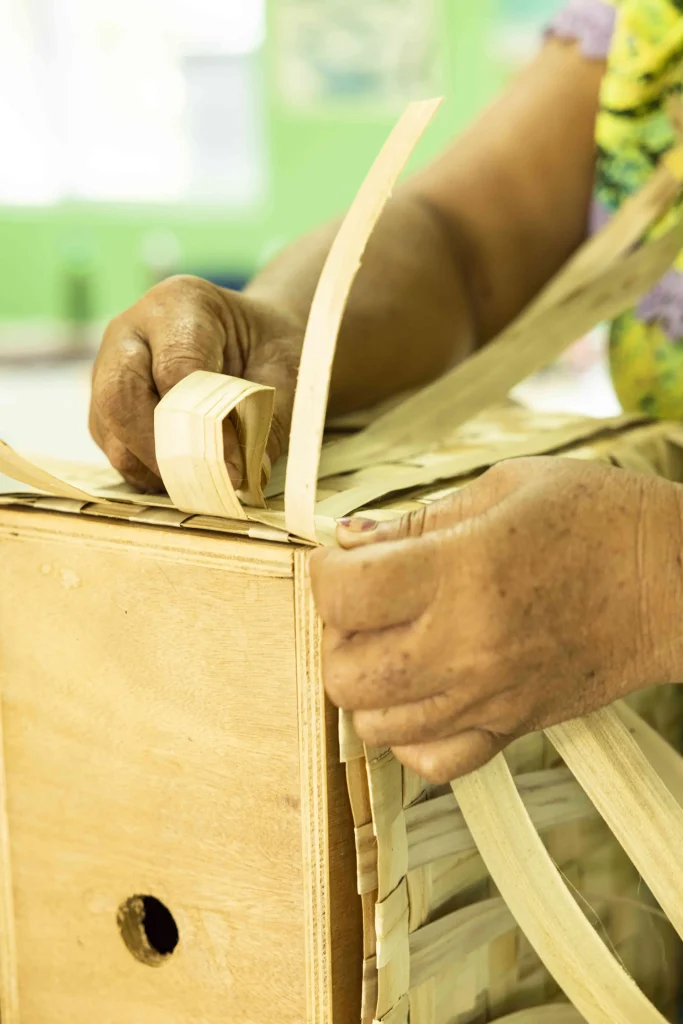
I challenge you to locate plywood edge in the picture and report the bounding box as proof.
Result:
[0,506,294,578]
[0,691,19,1023]
[294,550,362,1024]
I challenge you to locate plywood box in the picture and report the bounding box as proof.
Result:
[0,508,359,1023]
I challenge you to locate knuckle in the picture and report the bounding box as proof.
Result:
[152,320,225,394]
[410,748,451,785]
[352,710,388,746]
[146,275,226,327]
[394,506,428,539]
[486,459,518,485]
[145,274,207,308]
[322,652,376,712]
[488,455,545,484]
[156,273,205,293]
[507,455,542,475]
[153,349,199,394]
[423,689,458,728]
[135,275,225,337]
[101,311,128,342]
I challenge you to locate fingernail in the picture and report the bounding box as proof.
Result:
[337,516,377,532]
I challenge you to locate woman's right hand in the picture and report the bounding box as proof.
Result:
[89,274,304,491]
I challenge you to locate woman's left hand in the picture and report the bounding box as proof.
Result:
[309,457,683,782]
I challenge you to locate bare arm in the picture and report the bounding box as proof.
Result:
[90,40,604,487]
[407,38,603,342]
[247,38,603,414]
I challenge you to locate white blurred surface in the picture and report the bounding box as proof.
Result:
[512,361,621,418]
[0,0,266,205]
[0,362,103,461]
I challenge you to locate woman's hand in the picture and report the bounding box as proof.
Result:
[89,275,304,491]
[310,457,683,782]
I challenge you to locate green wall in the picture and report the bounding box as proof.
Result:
[0,1,501,329]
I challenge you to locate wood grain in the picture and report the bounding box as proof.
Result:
[0,508,309,1023]
[0,661,19,1023]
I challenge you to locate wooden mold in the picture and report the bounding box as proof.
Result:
[2,101,683,1022]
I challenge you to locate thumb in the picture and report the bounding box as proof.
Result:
[336,462,519,550]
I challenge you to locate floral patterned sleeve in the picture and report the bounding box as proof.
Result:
[543,0,683,423]
[546,0,618,59]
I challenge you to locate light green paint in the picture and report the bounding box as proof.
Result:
[0,0,502,327]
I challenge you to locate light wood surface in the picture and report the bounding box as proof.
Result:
[0,508,343,1023]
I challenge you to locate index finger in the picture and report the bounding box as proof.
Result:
[92,323,160,475]
[92,312,244,486]
[309,533,440,633]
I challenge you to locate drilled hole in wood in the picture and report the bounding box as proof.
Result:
[117,895,179,966]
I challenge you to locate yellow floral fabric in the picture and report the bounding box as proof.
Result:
[556,0,683,416]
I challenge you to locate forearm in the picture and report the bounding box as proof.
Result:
[246,40,602,418]
[246,192,473,417]
[408,40,603,342]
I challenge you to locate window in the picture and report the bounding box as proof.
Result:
[0,0,267,205]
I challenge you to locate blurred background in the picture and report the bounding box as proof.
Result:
[0,0,615,463]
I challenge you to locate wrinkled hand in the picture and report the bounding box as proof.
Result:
[310,457,683,782]
[90,275,303,490]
